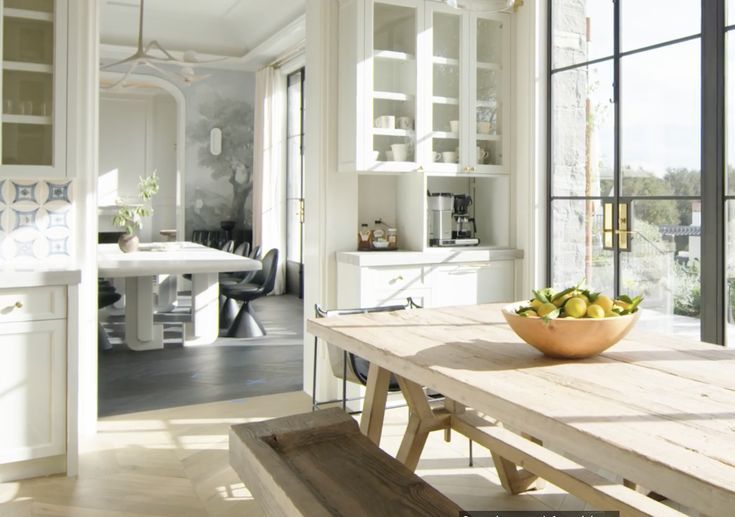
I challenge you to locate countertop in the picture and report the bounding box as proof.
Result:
[337,247,523,267]
[0,268,82,288]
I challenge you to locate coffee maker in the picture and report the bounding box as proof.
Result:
[451,195,479,246]
[427,192,453,246]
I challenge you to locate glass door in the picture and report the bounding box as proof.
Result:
[1,0,65,176]
[426,4,464,174]
[470,13,505,174]
[369,0,421,172]
[550,0,702,340]
[286,68,305,299]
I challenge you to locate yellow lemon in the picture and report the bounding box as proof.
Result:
[524,310,539,318]
[530,298,543,310]
[553,293,572,307]
[586,304,605,319]
[564,297,587,318]
[605,311,621,317]
[537,302,557,317]
[594,294,614,313]
[614,300,631,310]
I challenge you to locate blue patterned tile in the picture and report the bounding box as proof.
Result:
[45,181,71,204]
[14,238,36,257]
[47,236,69,256]
[46,208,69,229]
[12,182,38,203]
[13,208,39,230]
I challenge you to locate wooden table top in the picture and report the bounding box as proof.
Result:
[98,242,261,277]
[307,303,735,514]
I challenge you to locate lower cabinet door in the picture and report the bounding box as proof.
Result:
[0,319,66,464]
[367,288,433,309]
[476,261,515,303]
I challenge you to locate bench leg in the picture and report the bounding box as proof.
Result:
[492,431,546,494]
[359,365,391,445]
[395,376,450,471]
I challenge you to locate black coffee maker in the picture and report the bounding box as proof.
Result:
[451,195,479,246]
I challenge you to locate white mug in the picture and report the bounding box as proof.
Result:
[449,120,460,133]
[476,147,489,163]
[374,115,395,129]
[477,121,492,134]
[397,116,413,130]
[442,151,457,163]
[391,143,408,162]
[433,152,442,162]
[386,150,394,161]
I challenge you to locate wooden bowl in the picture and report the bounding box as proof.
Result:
[501,302,640,359]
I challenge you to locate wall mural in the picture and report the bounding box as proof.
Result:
[184,69,256,241]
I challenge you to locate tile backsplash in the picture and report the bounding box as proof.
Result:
[0,179,73,265]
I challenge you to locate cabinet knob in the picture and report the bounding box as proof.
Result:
[395,275,404,282]
[464,165,471,172]
[470,166,476,172]
[14,301,23,309]
[417,165,424,172]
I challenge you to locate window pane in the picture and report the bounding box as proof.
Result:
[552,0,613,70]
[621,41,700,197]
[287,71,302,138]
[726,201,735,344]
[551,199,614,294]
[621,0,700,52]
[727,32,735,194]
[621,199,700,340]
[729,0,735,26]
[551,61,614,196]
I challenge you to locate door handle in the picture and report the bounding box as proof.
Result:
[618,202,631,251]
[602,201,632,252]
[603,202,614,250]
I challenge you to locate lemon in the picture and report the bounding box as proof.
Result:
[524,310,539,317]
[615,300,631,310]
[605,311,621,317]
[537,302,557,317]
[553,293,572,307]
[530,298,543,310]
[564,297,587,318]
[586,304,605,319]
[593,294,613,313]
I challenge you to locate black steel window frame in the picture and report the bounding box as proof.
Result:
[286,67,306,299]
[546,0,724,344]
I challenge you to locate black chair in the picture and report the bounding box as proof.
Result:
[98,280,121,351]
[219,241,253,330]
[222,248,279,338]
[311,299,421,412]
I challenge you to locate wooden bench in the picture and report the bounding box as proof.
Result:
[229,408,462,516]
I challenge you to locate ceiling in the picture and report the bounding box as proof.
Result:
[100,0,306,67]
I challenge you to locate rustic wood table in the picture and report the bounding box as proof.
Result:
[307,303,735,516]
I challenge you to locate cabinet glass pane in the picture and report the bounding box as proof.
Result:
[4,17,54,65]
[5,0,53,12]
[621,0,700,53]
[373,3,416,163]
[432,12,460,166]
[552,0,614,70]
[551,61,614,197]
[2,124,52,165]
[621,41,700,197]
[476,18,503,166]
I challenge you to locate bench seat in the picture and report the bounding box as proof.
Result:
[229,408,462,516]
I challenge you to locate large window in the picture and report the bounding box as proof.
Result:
[550,1,703,340]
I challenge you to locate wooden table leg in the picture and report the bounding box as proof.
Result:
[492,431,546,494]
[359,365,391,445]
[395,376,450,471]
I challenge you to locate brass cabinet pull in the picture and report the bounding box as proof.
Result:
[14,301,23,309]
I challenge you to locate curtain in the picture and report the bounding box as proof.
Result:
[253,66,287,295]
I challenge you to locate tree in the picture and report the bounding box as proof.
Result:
[190,98,254,230]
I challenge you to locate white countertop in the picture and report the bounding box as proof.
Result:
[98,242,261,277]
[0,268,81,288]
[337,247,523,267]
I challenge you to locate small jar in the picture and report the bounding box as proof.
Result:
[358,223,372,251]
[387,228,398,249]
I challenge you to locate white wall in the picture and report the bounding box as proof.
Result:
[98,91,177,242]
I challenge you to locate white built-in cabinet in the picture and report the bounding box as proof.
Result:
[0,0,67,177]
[0,285,67,466]
[339,0,513,252]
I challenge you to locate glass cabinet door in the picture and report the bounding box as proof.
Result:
[1,0,65,176]
[427,5,465,174]
[471,14,505,174]
[369,0,420,172]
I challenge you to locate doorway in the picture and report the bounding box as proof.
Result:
[286,67,305,298]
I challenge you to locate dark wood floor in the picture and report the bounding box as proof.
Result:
[98,294,304,417]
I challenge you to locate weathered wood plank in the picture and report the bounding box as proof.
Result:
[229,408,462,517]
[359,365,392,445]
[306,303,735,515]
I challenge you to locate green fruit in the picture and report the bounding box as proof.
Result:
[594,295,614,313]
[537,303,557,317]
[586,304,605,319]
[564,297,587,318]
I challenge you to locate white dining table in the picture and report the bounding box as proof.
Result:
[98,242,261,350]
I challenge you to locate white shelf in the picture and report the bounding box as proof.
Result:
[373,128,413,137]
[374,50,415,61]
[427,169,507,178]
[4,8,53,22]
[477,61,501,71]
[432,56,459,66]
[432,131,459,139]
[476,133,501,141]
[2,114,52,125]
[374,91,412,102]
[4,61,53,73]
[432,96,459,105]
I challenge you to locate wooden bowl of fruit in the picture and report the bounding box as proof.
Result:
[501,287,642,359]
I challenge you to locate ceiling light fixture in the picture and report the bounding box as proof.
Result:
[101,0,225,89]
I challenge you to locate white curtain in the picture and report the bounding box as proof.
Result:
[253,66,287,295]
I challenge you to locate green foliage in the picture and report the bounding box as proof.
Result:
[112,173,159,235]
[673,259,701,317]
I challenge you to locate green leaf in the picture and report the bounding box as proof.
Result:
[541,308,560,326]
[618,294,634,304]
[551,286,575,302]
[532,289,549,304]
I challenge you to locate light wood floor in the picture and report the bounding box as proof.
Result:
[0,391,639,516]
